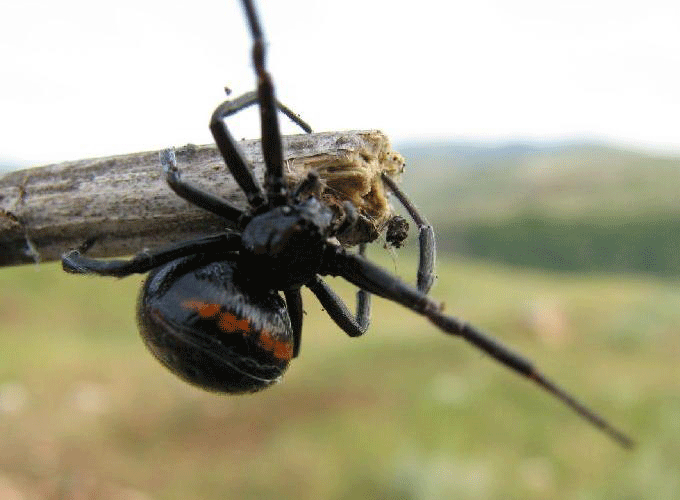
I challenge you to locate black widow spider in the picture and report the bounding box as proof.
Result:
[62,0,633,449]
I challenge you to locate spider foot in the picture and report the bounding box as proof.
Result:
[160,148,178,177]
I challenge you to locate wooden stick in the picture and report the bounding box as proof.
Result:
[0,130,405,268]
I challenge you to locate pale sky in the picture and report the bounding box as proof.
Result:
[1,0,679,165]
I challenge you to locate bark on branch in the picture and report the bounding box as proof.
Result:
[0,130,405,268]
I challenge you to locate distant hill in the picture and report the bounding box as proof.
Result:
[394,140,680,277]
[0,158,24,172]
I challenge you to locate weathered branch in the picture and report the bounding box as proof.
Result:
[0,130,405,268]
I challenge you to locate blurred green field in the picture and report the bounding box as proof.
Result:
[0,251,677,499]
[399,142,680,276]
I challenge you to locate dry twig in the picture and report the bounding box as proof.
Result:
[0,130,405,268]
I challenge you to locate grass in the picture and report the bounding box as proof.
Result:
[0,253,678,499]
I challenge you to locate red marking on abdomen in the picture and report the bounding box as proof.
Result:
[182,300,221,318]
[218,311,251,334]
[259,330,293,361]
[181,299,291,360]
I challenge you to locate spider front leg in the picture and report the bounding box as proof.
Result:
[211,0,312,209]
[307,244,371,338]
[239,0,285,206]
[322,245,634,449]
[62,233,241,278]
[382,173,436,293]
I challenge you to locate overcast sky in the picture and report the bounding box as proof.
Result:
[1,0,679,165]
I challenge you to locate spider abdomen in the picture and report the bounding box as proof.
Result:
[137,256,293,393]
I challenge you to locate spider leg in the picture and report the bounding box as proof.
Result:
[381,173,436,293]
[322,246,634,449]
[213,91,312,135]
[274,99,313,134]
[307,276,371,337]
[241,0,288,207]
[62,233,241,278]
[210,96,267,209]
[307,244,371,338]
[284,288,304,357]
[160,149,247,227]
[210,87,312,210]
[210,89,312,210]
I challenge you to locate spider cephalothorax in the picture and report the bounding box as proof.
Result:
[62,0,633,448]
[240,195,335,289]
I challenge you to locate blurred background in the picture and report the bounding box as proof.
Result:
[1,0,679,498]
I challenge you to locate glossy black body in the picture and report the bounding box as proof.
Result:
[240,197,335,289]
[138,255,293,393]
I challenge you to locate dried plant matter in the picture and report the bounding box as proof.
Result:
[0,130,404,267]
